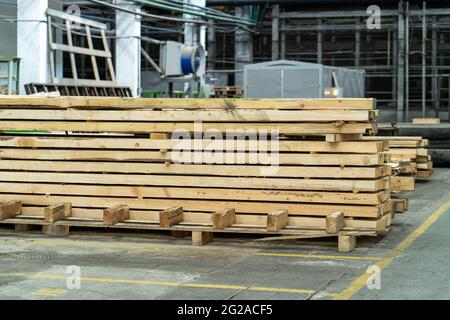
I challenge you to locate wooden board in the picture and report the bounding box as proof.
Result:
[412,118,441,124]
[103,204,130,226]
[0,109,376,122]
[0,160,391,179]
[0,137,388,153]
[0,96,376,110]
[0,183,390,205]
[0,121,375,135]
[44,202,72,223]
[267,210,288,232]
[0,171,389,192]
[0,149,387,166]
[390,176,415,192]
[0,201,22,221]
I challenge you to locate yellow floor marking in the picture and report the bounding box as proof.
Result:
[334,199,450,300]
[3,239,378,261]
[0,272,337,297]
[32,288,67,297]
[255,252,382,261]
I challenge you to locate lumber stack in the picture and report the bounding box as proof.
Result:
[0,97,391,239]
[363,136,433,180]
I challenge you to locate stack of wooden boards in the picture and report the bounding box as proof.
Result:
[363,135,433,182]
[0,97,392,251]
[361,135,433,214]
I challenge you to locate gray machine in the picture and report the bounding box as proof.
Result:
[244,60,365,99]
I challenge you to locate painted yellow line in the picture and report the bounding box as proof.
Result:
[3,239,379,261]
[0,272,337,297]
[334,199,450,300]
[255,252,382,261]
[32,288,67,297]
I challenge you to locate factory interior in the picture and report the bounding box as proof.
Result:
[0,0,450,304]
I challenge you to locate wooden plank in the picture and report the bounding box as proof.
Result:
[390,176,415,192]
[412,118,441,124]
[0,97,376,110]
[417,161,433,170]
[0,149,387,166]
[0,137,387,153]
[160,206,183,227]
[0,194,387,217]
[0,109,375,122]
[338,235,356,252]
[0,121,375,135]
[0,201,22,221]
[325,134,363,142]
[417,169,433,177]
[192,231,214,246]
[0,182,389,205]
[103,204,130,226]
[212,208,236,230]
[326,211,344,234]
[149,133,170,140]
[0,171,390,192]
[392,198,408,213]
[0,160,390,179]
[388,148,428,157]
[44,202,72,223]
[267,210,288,232]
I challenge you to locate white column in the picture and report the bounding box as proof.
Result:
[17,0,49,94]
[235,6,253,86]
[115,0,141,97]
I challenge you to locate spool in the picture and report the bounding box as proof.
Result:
[180,45,205,77]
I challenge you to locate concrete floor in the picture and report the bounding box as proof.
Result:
[0,168,450,300]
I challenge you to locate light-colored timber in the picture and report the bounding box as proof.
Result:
[0,183,390,205]
[0,121,375,135]
[0,194,390,218]
[326,211,344,234]
[0,96,376,110]
[103,204,130,226]
[0,109,376,122]
[267,210,288,232]
[0,160,391,179]
[160,206,183,228]
[212,208,236,230]
[44,202,72,223]
[0,149,387,166]
[0,171,390,192]
[0,137,388,153]
[0,201,22,221]
[12,207,391,232]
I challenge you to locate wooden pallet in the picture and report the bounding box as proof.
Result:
[0,202,387,252]
[213,86,244,98]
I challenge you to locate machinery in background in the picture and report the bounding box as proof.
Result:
[243,60,365,99]
[142,39,207,98]
[0,56,20,95]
